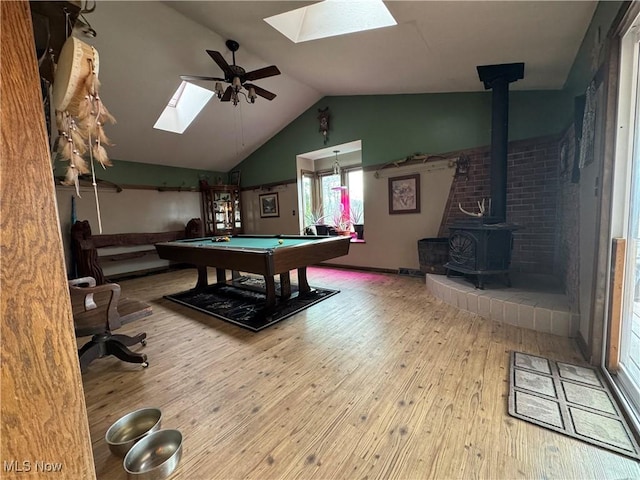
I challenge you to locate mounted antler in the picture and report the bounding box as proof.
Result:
[458,198,489,217]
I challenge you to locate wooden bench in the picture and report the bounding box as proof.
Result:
[71,219,202,284]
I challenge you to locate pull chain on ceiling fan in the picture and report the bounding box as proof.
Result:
[181,39,280,106]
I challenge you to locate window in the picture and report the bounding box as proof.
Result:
[348,169,364,225]
[153,81,214,134]
[264,0,396,44]
[319,172,342,225]
[302,167,364,232]
[607,6,640,429]
[301,171,316,226]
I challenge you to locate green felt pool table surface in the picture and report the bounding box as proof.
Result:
[178,236,316,250]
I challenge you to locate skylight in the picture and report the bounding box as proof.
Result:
[264,0,397,44]
[153,81,214,134]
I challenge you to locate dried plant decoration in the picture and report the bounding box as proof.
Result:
[56,111,89,192]
[78,52,115,171]
[52,37,116,232]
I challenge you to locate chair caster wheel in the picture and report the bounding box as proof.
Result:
[141,339,147,346]
[141,362,149,368]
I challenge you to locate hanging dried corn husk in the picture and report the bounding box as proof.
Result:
[52,37,116,233]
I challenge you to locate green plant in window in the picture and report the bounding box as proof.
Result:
[350,202,363,225]
[332,211,351,232]
[304,205,327,227]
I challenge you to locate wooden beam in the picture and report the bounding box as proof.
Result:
[606,238,626,372]
[0,2,96,477]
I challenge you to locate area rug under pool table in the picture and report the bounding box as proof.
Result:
[164,276,339,332]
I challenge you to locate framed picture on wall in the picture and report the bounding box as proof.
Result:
[230,170,241,186]
[388,174,420,214]
[259,192,279,218]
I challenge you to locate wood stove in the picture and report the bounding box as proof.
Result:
[446,220,518,289]
[444,63,524,289]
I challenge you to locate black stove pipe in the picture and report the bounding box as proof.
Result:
[476,63,524,223]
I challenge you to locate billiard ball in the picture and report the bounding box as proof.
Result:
[278,239,284,244]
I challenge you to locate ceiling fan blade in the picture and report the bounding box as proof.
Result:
[244,65,281,81]
[220,85,233,102]
[206,50,233,77]
[244,83,276,101]
[180,75,225,82]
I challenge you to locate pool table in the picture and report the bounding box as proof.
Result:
[155,235,351,308]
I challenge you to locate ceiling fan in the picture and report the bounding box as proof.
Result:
[181,39,281,106]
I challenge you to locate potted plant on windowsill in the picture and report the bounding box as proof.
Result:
[350,204,364,240]
[332,212,352,237]
[304,206,329,235]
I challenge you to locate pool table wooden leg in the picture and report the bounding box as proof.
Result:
[297,267,311,293]
[196,266,209,290]
[264,275,276,309]
[280,272,291,300]
[216,268,226,283]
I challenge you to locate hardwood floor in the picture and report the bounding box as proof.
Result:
[80,267,640,480]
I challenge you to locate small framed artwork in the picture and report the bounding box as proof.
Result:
[230,170,241,186]
[388,174,420,214]
[259,192,279,218]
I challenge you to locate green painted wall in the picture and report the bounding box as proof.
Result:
[564,1,624,99]
[53,158,224,189]
[66,2,623,190]
[235,90,573,187]
[233,2,628,188]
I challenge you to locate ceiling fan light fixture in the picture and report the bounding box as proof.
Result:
[181,40,280,107]
[333,150,341,176]
[214,82,224,97]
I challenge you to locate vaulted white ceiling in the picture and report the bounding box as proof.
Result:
[82,1,597,172]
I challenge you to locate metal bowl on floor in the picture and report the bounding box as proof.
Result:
[105,407,162,457]
[123,429,182,480]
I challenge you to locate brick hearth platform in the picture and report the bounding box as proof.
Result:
[426,273,578,338]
